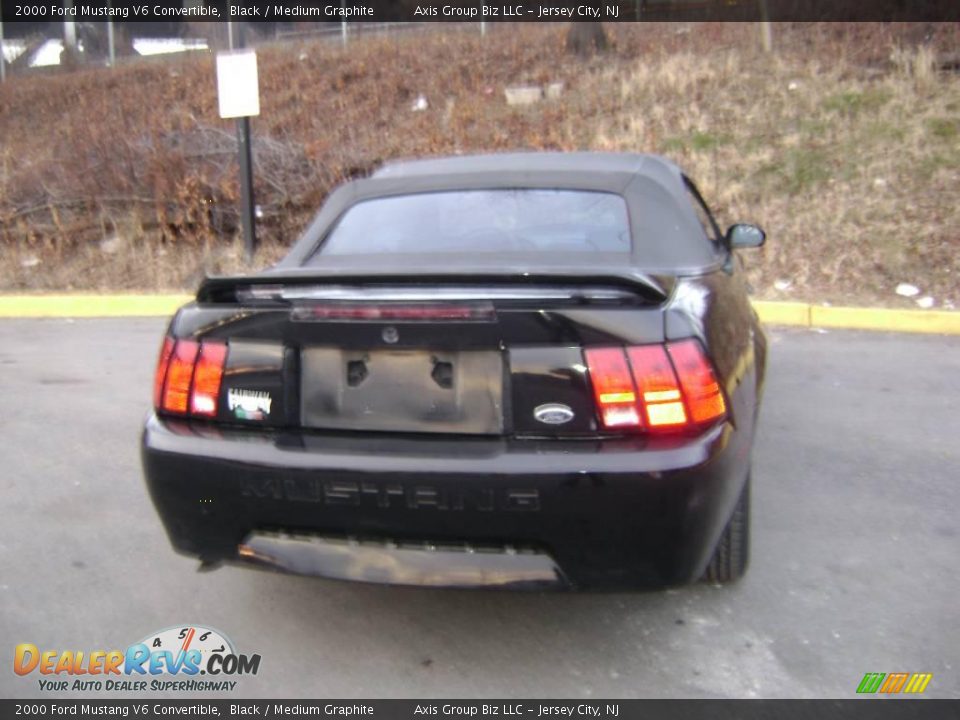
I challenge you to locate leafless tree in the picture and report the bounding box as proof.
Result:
[566,22,609,57]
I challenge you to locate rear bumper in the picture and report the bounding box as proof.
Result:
[237,533,565,589]
[141,414,752,590]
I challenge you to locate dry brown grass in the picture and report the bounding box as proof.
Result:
[1,22,958,308]
[594,30,960,308]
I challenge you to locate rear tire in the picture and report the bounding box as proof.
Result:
[703,473,750,584]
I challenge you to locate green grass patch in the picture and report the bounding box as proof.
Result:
[797,118,831,138]
[917,149,960,180]
[661,136,687,153]
[863,120,906,143]
[690,130,731,152]
[822,88,892,118]
[660,130,731,154]
[927,117,959,141]
[756,146,831,195]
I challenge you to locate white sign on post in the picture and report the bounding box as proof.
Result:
[216,49,260,119]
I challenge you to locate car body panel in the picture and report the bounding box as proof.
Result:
[142,412,748,589]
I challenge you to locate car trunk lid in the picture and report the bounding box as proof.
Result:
[168,274,675,436]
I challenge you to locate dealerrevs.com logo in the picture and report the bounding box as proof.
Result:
[14,625,261,693]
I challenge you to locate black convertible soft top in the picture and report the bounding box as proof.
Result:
[267,152,725,278]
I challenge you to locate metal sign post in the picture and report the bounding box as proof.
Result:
[64,0,77,54]
[216,27,259,262]
[237,116,256,261]
[0,20,6,83]
[107,18,115,66]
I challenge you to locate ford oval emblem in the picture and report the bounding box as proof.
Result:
[534,403,575,425]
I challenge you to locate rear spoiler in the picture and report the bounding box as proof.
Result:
[196,271,671,305]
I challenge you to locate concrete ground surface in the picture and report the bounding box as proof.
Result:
[1,319,957,699]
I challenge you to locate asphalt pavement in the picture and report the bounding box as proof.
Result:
[1,319,957,699]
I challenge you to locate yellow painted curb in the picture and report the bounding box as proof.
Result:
[809,305,960,335]
[752,301,810,327]
[0,295,193,318]
[754,301,960,334]
[0,295,957,334]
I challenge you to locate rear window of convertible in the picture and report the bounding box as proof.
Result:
[311,190,632,257]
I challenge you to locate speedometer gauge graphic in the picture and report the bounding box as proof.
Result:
[137,625,235,669]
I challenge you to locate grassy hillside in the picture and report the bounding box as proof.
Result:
[1,22,958,308]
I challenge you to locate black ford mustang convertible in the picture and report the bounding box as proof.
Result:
[142,152,767,590]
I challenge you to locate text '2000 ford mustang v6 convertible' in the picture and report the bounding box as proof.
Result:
[142,152,767,591]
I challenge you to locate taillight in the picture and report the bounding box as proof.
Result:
[162,340,199,414]
[627,345,687,429]
[152,337,175,410]
[585,340,726,432]
[667,339,727,424]
[189,341,227,417]
[583,348,640,428]
[154,337,228,418]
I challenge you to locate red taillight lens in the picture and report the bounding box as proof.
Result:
[583,348,641,428]
[626,345,687,429]
[189,341,227,417]
[162,339,199,414]
[153,337,175,410]
[585,340,727,433]
[667,339,727,424]
[155,338,229,417]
